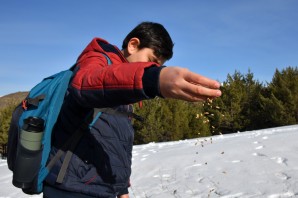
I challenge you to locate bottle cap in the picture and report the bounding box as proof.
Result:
[23,117,44,132]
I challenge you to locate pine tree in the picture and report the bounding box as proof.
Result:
[0,102,18,144]
[132,98,209,144]
[241,71,264,130]
[133,99,164,144]
[260,66,298,126]
[218,71,246,133]
[187,102,211,138]
[216,70,264,133]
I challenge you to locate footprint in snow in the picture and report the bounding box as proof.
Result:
[148,149,157,153]
[275,172,290,180]
[271,157,288,166]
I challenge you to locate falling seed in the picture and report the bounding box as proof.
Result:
[216,106,220,109]
[204,112,210,115]
[222,171,227,174]
[221,152,224,154]
[203,119,210,123]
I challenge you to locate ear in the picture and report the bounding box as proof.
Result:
[127,38,140,55]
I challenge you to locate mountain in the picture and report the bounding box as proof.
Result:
[0,92,28,109]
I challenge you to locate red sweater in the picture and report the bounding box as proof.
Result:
[69,37,162,108]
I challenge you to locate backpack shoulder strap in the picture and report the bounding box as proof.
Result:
[95,108,144,122]
[49,53,113,184]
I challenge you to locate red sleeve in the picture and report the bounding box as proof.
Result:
[69,50,157,108]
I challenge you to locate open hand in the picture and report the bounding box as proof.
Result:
[159,67,222,101]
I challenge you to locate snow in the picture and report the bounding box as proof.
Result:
[1,125,298,198]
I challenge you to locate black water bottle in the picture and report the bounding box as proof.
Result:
[13,117,44,189]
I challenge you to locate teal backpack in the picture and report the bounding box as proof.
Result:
[7,55,112,194]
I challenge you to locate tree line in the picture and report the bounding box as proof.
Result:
[0,66,297,145]
[133,66,298,144]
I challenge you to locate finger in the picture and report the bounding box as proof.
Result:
[185,71,221,89]
[171,89,208,102]
[182,81,222,98]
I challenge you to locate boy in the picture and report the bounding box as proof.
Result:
[43,22,221,198]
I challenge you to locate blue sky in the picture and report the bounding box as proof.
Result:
[0,0,297,96]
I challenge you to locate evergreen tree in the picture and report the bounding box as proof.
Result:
[187,102,211,138]
[133,99,164,144]
[0,102,18,144]
[240,71,264,130]
[202,97,224,135]
[218,71,246,133]
[132,98,209,144]
[216,70,264,133]
[260,67,298,126]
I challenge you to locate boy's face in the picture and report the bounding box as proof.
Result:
[126,48,165,65]
[123,38,165,65]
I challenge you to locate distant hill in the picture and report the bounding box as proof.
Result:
[0,92,28,109]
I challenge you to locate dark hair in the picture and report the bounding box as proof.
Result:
[122,22,174,60]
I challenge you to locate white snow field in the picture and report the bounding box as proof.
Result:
[0,125,298,198]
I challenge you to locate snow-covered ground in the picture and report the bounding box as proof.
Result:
[1,125,298,198]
